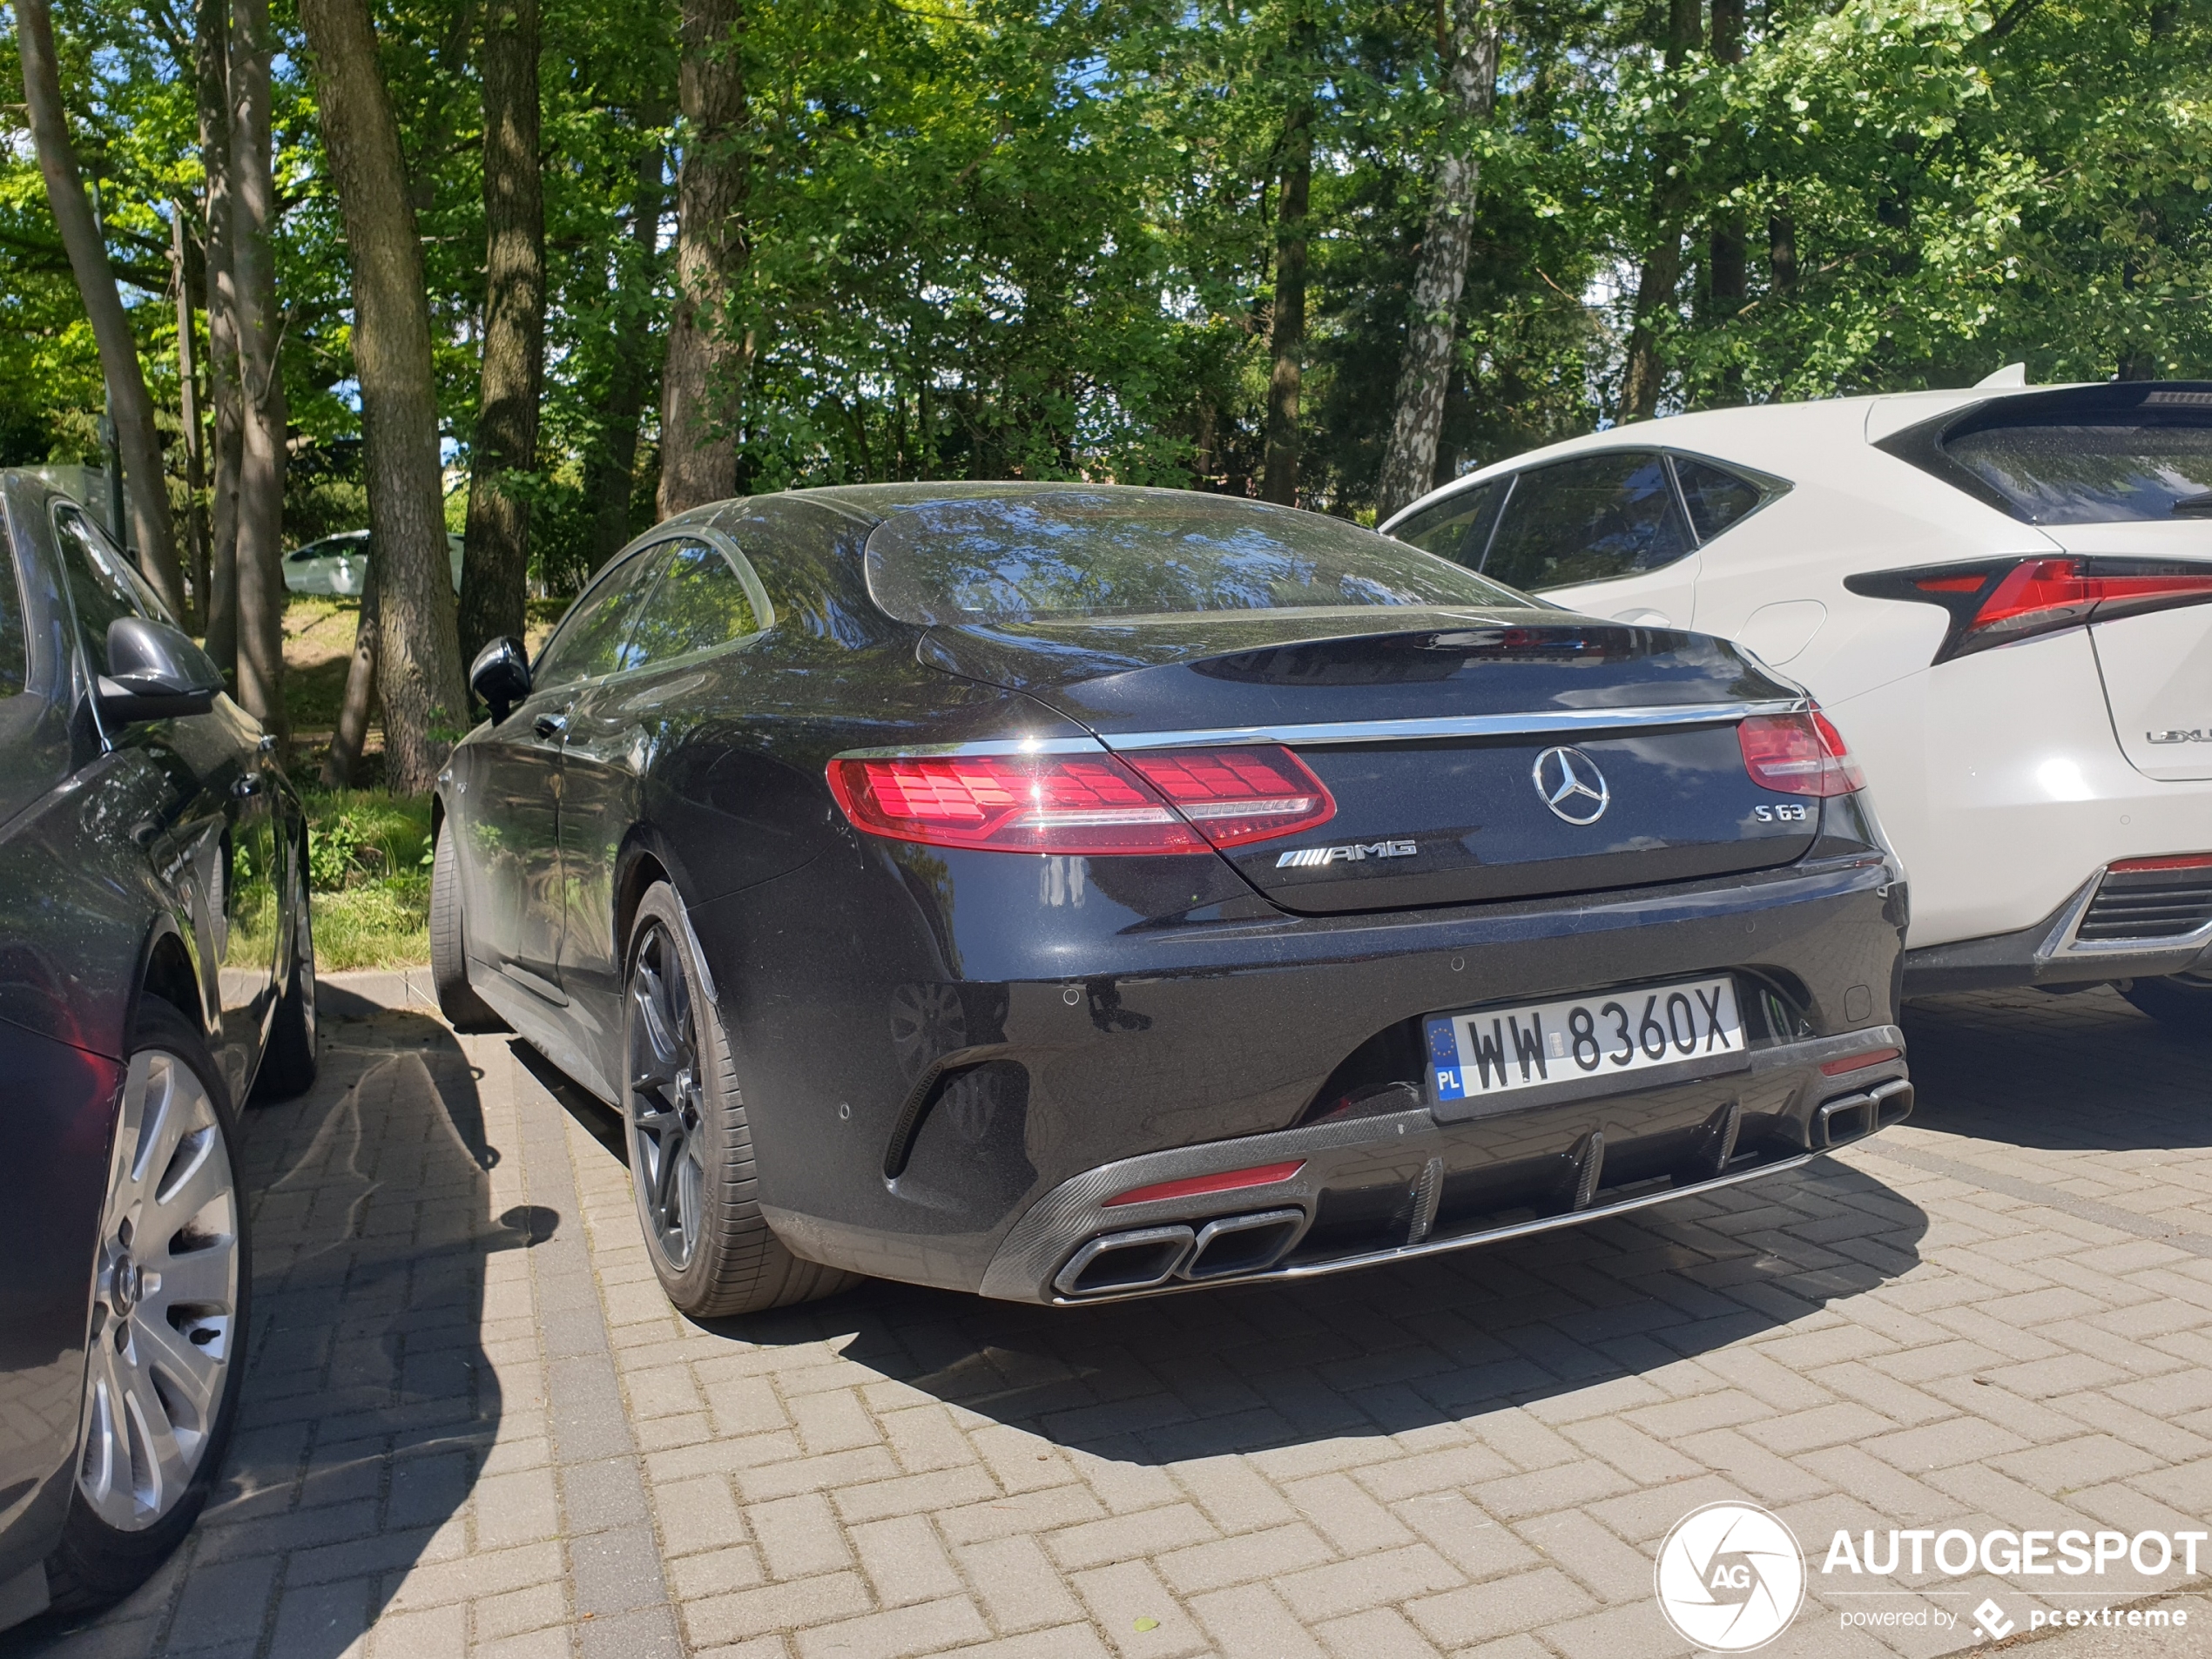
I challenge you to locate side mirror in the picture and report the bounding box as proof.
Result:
[470,636,531,724]
[98,617,224,723]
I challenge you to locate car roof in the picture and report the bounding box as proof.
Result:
[707,481,1384,537]
[1378,381,2101,533]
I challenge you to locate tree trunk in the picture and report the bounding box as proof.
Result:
[172,208,210,630]
[456,0,544,665]
[300,0,469,795]
[1707,0,1746,398]
[1768,209,1797,294]
[658,0,749,516]
[230,0,287,745]
[321,556,380,787]
[1261,98,1312,507]
[16,0,189,619]
[1620,0,1702,422]
[197,0,241,668]
[586,138,665,569]
[1375,0,1501,520]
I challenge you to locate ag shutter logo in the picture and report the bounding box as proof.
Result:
[1655,1501,1807,1652]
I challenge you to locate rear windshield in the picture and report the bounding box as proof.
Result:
[1939,390,2212,524]
[864,489,1525,624]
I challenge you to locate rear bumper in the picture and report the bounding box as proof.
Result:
[722,846,1907,1299]
[971,1028,1909,1303]
[1904,867,2212,995]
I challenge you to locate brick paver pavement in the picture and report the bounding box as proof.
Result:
[17,975,2212,1658]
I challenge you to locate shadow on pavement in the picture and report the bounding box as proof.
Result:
[13,980,511,1658]
[664,1138,1931,1468]
[1901,984,2212,1153]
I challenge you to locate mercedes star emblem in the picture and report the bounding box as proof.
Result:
[1533,745,1611,825]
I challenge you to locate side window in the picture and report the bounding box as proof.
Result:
[1673,456,1770,543]
[1481,452,1694,591]
[533,543,671,687]
[52,504,161,673]
[1391,482,1503,570]
[624,539,768,670]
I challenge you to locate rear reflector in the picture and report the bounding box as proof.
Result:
[1820,1046,1902,1077]
[2109,853,2212,873]
[1737,709,1865,798]
[1848,556,2212,662]
[1104,1160,1306,1208]
[827,745,1332,855]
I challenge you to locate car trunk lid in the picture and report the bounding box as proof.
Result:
[2047,523,2212,782]
[922,616,1822,912]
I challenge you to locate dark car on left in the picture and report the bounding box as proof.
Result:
[0,474,314,1632]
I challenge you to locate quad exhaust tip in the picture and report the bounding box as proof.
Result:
[1817,1078,1913,1148]
[1054,1208,1308,1298]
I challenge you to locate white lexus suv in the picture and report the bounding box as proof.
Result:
[1381,378,2212,1026]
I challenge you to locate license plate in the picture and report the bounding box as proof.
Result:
[1426,975,1744,1107]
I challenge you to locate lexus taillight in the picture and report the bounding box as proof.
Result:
[1738,709,1864,797]
[826,745,1334,855]
[1845,556,2212,662]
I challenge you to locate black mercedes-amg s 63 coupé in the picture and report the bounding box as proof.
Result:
[433,483,1912,1316]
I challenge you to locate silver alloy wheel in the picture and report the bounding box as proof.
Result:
[78,1049,242,1532]
[627,924,706,1271]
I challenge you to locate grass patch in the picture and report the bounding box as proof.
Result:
[302,787,435,970]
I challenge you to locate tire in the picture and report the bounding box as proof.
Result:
[253,837,317,1101]
[623,882,859,1318]
[2121,969,2212,1034]
[47,1000,252,1614]
[429,814,505,1033]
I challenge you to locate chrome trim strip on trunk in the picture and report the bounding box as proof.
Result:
[834,735,1110,760]
[833,699,1807,763]
[1096,699,1808,752]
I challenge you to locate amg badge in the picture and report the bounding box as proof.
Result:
[1276,840,1417,869]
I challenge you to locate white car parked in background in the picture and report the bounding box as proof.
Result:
[1382,378,2212,1026]
[282,528,465,596]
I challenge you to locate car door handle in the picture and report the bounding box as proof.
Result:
[533,712,569,740]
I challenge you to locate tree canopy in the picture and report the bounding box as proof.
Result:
[3,0,2207,590]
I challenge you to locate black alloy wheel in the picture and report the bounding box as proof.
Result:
[622,882,857,1318]
[428,817,505,1033]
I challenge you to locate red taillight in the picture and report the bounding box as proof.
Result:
[1104,1160,1306,1208]
[826,745,1333,855]
[1737,709,1864,798]
[1850,556,2212,662]
[2109,853,2212,873]
[1123,747,1335,848]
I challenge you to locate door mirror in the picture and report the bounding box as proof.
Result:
[98,617,224,722]
[470,636,532,724]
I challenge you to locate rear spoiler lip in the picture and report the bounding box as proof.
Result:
[832,698,1811,761]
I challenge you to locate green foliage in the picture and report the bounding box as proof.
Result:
[298,789,434,968]
[3,0,2208,576]
[303,787,433,890]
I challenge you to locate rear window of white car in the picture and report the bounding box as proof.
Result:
[1892,385,2212,526]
